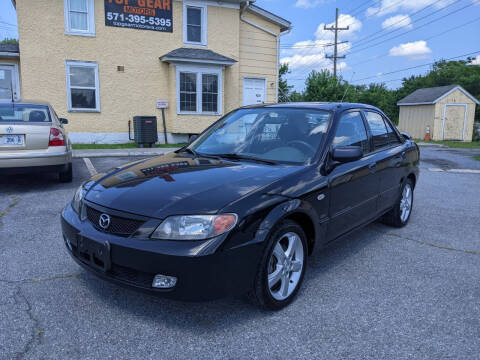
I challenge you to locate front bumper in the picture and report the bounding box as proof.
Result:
[61,204,262,301]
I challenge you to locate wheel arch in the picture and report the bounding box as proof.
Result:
[254,199,320,256]
[284,212,316,255]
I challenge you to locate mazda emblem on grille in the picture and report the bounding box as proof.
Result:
[6,126,13,133]
[99,213,111,230]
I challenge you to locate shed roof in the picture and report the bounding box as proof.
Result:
[160,48,237,66]
[397,85,480,106]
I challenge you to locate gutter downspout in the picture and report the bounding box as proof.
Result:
[240,1,280,102]
[277,28,290,102]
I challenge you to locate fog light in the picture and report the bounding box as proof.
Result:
[152,274,177,289]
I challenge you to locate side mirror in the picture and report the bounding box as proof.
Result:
[188,134,199,144]
[332,146,363,163]
[59,118,69,125]
[400,132,411,140]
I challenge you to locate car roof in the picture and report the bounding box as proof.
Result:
[1,99,52,107]
[241,102,381,112]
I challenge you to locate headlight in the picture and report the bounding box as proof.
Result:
[151,214,238,240]
[72,185,86,216]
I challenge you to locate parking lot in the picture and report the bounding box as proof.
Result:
[1,146,479,360]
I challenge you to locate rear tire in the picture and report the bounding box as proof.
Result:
[381,178,414,227]
[248,220,308,310]
[59,163,73,183]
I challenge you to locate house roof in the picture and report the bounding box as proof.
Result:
[397,85,480,106]
[0,43,19,58]
[246,4,291,32]
[0,43,19,53]
[160,48,237,66]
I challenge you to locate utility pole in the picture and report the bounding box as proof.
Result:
[325,8,349,78]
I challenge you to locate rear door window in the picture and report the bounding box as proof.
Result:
[333,111,370,154]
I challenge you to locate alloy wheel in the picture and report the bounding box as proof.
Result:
[267,232,304,301]
[400,183,413,222]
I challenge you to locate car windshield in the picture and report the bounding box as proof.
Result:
[0,104,51,123]
[190,108,331,165]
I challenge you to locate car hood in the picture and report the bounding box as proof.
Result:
[85,152,302,218]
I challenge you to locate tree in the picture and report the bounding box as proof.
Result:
[303,70,358,103]
[278,63,293,102]
[0,38,18,45]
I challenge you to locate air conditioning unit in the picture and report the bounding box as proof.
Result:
[132,116,158,148]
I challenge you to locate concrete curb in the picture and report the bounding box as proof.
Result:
[416,142,447,148]
[73,148,179,158]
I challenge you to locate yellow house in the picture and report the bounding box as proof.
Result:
[2,0,290,143]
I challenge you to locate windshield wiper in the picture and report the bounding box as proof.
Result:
[211,153,278,165]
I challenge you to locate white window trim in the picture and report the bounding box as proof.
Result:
[64,0,96,37]
[183,2,207,46]
[176,65,222,115]
[0,63,21,102]
[65,60,100,112]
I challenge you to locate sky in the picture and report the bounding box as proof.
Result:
[1,0,479,91]
[257,0,480,90]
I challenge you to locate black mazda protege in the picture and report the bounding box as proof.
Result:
[61,103,419,310]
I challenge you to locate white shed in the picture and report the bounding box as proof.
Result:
[397,85,479,141]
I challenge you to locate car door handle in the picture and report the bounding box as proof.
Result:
[368,162,376,173]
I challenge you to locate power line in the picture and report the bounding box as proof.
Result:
[287,50,480,82]
[348,16,480,67]
[349,0,464,53]
[354,50,480,82]
[0,20,17,27]
[279,0,405,49]
[345,1,476,57]
[279,0,461,50]
[345,0,375,16]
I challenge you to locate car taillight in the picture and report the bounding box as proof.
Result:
[49,128,65,146]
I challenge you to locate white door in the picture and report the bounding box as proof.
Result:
[0,64,20,102]
[442,104,467,140]
[243,78,266,106]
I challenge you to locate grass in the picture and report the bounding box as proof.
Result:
[414,139,480,149]
[72,143,185,150]
[473,156,480,161]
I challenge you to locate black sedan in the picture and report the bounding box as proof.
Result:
[61,103,419,310]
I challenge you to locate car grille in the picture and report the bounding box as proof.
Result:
[86,206,144,237]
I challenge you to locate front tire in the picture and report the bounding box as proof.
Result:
[248,220,308,310]
[381,178,414,227]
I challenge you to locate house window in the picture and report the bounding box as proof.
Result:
[66,61,100,112]
[183,4,206,45]
[64,0,95,36]
[180,73,197,112]
[202,74,218,112]
[177,67,222,114]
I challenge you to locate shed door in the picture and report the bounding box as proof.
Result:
[243,78,265,106]
[443,104,466,140]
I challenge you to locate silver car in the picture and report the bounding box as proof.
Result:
[0,100,72,182]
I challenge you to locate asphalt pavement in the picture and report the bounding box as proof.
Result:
[0,146,479,360]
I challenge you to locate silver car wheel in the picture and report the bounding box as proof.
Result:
[400,183,413,223]
[267,232,304,301]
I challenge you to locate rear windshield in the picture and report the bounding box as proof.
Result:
[0,104,52,123]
